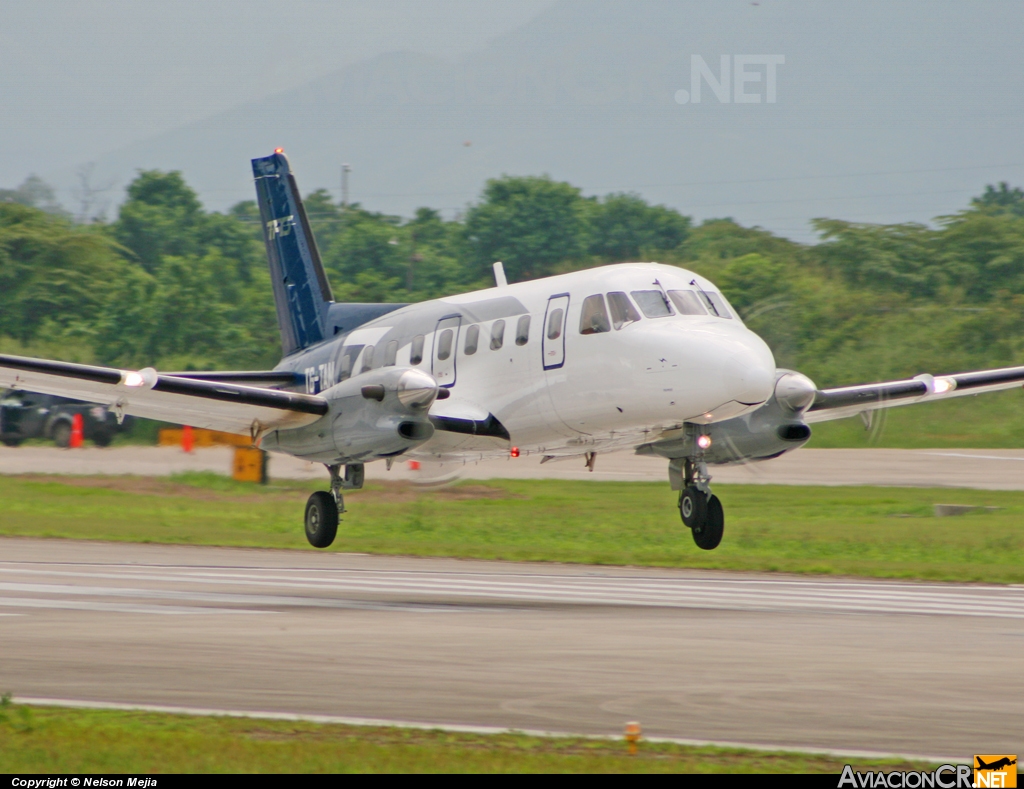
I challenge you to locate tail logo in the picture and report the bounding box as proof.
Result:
[266,215,295,238]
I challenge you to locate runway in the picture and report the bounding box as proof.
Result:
[3,445,1024,489]
[1,538,1021,758]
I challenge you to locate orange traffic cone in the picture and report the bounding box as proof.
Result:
[182,424,194,453]
[70,413,84,448]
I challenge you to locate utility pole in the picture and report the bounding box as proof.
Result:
[340,163,351,209]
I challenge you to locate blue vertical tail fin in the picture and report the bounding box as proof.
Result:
[252,151,334,357]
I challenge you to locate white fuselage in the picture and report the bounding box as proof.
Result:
[290,263,777,462]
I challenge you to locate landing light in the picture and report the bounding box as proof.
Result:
[697,435,712,450]
[934,377,955,394]
[123,372,145,387]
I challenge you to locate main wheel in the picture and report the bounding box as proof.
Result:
[51,421,72,448]
[692,494,724,550]
[92,432,113,447]
[1,438,22,447]
[304,491,339,548]
[679,485,707,529]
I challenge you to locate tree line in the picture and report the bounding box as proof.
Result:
[2,171,1023,388]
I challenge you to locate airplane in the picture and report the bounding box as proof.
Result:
[976,758,1017,771]
[4,149,1024,550]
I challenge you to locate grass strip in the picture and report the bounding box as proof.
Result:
[1,473,1022,583]
[0,700,938,774]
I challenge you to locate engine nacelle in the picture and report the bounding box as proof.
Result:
[261,367,438,463]
[638,369,817,466]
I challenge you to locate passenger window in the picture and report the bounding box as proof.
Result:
[631,290,674,318]
[464,324,479,355]
[361,345,374,373]
[490,320,505,350]
[607,291,641,330]
[384,340,399,366]
[547,309,564,340]
[668,290,707,316]
[515,315,531,346]
[437,329,453,361]
[337,344,363,382]
[579,294,611,335]
[410,335,425,365]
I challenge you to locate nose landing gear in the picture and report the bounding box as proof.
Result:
[674,459,725,550]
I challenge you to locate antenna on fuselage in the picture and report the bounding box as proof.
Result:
[493,261,508,288]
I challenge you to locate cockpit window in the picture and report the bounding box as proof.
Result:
[668,290,707,316]
[607,291,641,330]
[696,290,733,319]
[631,290,673,318]
[579,294,611,335]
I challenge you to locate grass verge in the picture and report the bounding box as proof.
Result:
[1,473,1023,582]
[0,701,937,774]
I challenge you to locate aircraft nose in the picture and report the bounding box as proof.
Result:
[713,330,776,405]
[723,349,775,404]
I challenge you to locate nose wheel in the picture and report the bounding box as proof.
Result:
[684,489,724,550]
[676,459,725,550]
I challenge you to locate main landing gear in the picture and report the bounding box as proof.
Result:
[674,458,724,550]
[303,463,364,548]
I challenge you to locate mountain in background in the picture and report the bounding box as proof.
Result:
[47,0,1024,240]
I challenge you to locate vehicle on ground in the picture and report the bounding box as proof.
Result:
[0,390,130,447]
[3,150,1023,549]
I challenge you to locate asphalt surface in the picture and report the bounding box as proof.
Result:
[3,445,1024,489]
[1,538,1021,758]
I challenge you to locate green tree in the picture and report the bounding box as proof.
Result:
[586,193,690,260]
[464,176,590,282]
[113,171,204,272]
[0,175,66,216]
[972,182,1024,217]
[811,219,943,297]
[0,203,127,343]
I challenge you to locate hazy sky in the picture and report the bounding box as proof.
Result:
[3,0,1023,242]
[0,0,554,179]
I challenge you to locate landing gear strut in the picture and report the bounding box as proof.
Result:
[673,458,724,550]
[303,463,364,548]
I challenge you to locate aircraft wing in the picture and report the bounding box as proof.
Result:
[163,370,303,389]
[0,354,328,436]
[804,364,1024,423]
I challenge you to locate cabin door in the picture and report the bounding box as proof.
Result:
[542,294,569,371]
[432,315,461,388]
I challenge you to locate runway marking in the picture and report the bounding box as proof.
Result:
[10,696,965,765]
[0,580,477,615]
[0,597,269,615]
[923,452,1024,462]
[2,563,1023,618]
